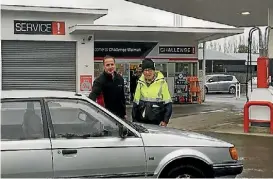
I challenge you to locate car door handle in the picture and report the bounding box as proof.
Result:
[62,149,77,155]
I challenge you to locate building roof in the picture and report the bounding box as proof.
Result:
[1,4,108,20]
[227,53,259,61]
[125,0,273,27]
[198,49,259,65]
[69,24,244,42]
[198,49,240,60]
[227,53,259,65]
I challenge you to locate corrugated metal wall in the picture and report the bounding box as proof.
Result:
[1,40,77,91]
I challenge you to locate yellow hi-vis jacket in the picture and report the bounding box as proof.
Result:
[132,71,172,124]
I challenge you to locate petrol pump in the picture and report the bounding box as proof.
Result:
[244,26,273,134]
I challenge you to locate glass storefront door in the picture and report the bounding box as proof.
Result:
[155,63,168,77]
[175,62,198,76]
[176,63,190,76]
[94,62,104,79]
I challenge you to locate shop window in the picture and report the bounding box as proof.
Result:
[191,62,198,76]
[214,64,224,72]
[155,63,167,77]
[168,63,175,77]
[176,63,190,76]
[94,63,104,79]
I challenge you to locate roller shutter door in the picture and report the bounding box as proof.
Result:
[1,40,76,91]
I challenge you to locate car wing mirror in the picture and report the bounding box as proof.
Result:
[78,112,87,122]
[208,79,214,83]
[119,125,129,139]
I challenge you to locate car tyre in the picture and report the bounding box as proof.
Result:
[205,87,208,94]
[166,164,206,178]
[229,86,236,94]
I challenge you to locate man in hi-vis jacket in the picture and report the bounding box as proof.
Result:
[132,59,172,126]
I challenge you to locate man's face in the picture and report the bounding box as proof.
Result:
[143,69,155,81]
[104,58,116,75]
[136,67,142,76]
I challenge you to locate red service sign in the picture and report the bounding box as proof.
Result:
[14,20,65,35]
[80,75,92,91]
[52,21,65,35]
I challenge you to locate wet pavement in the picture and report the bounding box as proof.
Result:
[126,99,239,120]
[205,94,246,111]
[201,132,273,178]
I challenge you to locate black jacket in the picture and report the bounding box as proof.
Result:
[130,75,138,94]
[89,71,126,118]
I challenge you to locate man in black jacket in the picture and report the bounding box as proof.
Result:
[89,55,126,119]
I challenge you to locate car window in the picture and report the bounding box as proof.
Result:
[226,76,234,81]
[1,101,44,140]
[218,76,228,81]
[47,99,120,139]
[218,76,233,81]
[208,76,219,82]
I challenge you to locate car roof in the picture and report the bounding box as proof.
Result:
[1,90,87,99]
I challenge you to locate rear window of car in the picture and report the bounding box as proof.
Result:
[1,101,44,140]
[226,76,234,81]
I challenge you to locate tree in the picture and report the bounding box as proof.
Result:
[202,33,260,54]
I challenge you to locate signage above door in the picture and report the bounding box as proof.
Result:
[94,41,158,58]
[159,46,195,54]
[14,20,65,35]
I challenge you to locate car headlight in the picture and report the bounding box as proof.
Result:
[229,147,239,160]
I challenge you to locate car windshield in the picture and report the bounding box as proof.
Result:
[94,103,149,133]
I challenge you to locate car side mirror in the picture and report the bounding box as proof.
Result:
[119,125,129,138]
[78,112,87,122]
[208,79,213,83]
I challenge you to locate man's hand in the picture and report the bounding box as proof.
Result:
[159,121,167,127]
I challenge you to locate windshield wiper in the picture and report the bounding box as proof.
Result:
[126,122,149,133]
[134,124,149,133]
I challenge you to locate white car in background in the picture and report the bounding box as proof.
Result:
[205,74,239,94]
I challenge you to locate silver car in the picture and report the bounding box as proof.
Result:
[1,90,243,178]
[205,74,239,94]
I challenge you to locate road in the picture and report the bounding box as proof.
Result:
[126,96,240,119]
[205,93,246,111]
[202,132,273,178]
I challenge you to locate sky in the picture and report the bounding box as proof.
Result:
[1,0,263,48]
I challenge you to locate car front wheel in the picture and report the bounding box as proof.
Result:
[166,164,206,178]
[205,87,208,94]
[229,86,236,94]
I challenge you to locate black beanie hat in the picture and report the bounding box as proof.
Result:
[142,59,155,71]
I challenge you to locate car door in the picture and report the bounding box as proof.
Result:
[218,76,233,92]
[1,99,53,178]
[207,76,219,92]
[45,98,147,178]
[217,76,228,92]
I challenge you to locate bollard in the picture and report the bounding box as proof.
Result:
[244,101,273,134]
[235,83,238,99]
[238,83,241,99]
[235,83,241,99]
